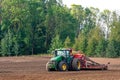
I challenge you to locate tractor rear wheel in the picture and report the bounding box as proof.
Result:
[58,61,68,71]
[72,58,81,71]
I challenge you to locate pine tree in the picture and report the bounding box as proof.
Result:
[95,39,107,57]
[73,33,87,53]
[64,36,71,48]
[106,40,118,58]
[48,35,63,53]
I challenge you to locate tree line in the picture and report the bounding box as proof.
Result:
[0,0,120,57]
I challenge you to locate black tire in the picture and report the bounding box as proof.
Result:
[46,62,54,71]
[58,61,68,71]
[47,68,52,71]
[72,58,81,71]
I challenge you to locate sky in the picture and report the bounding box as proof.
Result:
[63,0,120,11]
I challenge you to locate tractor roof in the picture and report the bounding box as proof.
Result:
[55,48,72,51]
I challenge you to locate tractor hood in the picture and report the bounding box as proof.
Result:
[50,56,62,62]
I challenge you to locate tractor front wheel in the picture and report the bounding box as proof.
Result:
[46,62,51,71]
[58,61,68,71]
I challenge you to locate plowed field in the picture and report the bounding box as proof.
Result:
[0,56,120,80]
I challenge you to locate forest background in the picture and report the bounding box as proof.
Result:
[0,0,120,58]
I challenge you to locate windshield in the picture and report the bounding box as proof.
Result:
[55,50,70,57]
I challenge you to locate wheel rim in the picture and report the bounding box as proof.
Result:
[62,64,67,71]
[77,61,80,69]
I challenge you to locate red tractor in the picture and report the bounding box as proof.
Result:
[46,48,108,71]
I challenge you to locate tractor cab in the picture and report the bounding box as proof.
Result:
[54,49,71,58]
[54,49,73,65]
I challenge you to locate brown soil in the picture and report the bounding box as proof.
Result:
[0,56,120,80]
